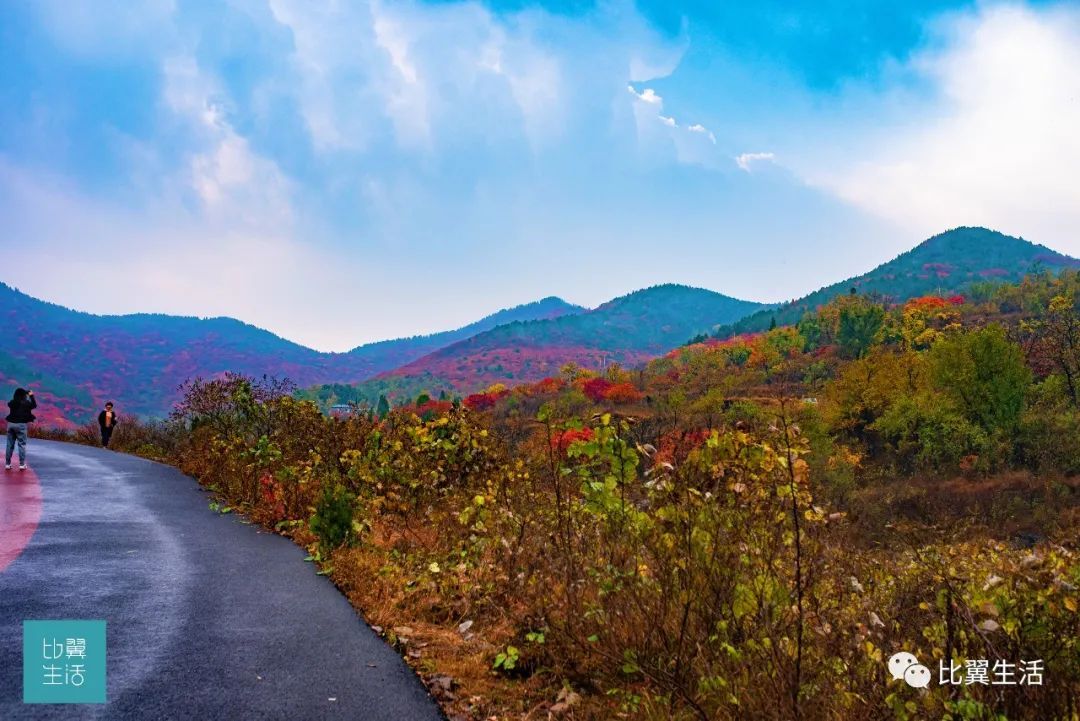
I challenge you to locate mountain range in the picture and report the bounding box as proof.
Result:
[332,284,766,406]
[0,288,581,423]
[2,227,1076,424]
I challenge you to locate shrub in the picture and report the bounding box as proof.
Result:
[309,483,357,552]
[581,377,613,403]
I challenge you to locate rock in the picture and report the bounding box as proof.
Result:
[428,675,456,702]
[848,576,864,594]
[457,619,474,635]
[979,619,1001,632]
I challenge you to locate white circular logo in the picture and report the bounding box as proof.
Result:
[904,663,931,688]
[888,651,919,681]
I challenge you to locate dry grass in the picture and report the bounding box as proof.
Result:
[844,470,1080,546]
[325,528,596,721]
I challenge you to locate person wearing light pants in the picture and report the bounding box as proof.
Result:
[5,387,36,470]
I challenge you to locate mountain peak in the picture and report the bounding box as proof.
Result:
[902,226,1078,270]
[719,227,1079,338]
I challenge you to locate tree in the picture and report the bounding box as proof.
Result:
[837,299,885,359]
[582,377,613,403]
[823,349,924,453]
[376,394,391,419]
[796,312,824,350]
[1042,294,1080,405]
[929,325,1030,437]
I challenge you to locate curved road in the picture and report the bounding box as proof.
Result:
[0,440,444,720]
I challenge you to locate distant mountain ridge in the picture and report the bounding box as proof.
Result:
[344,296,583,361]
[718,227,1080,337]
[0,284,582,420]
[5,226,1077,423]
[338,284,769,404]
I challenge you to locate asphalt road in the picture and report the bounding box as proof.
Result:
[0,440,444,720]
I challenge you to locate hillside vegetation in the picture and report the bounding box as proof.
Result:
[55,268,1080,720]
[315,284,767,407]
[720,226,1080,337]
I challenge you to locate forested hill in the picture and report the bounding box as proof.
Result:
[336,285,768,403]
[718,227,1080,337]
[344,296,584,361]
[0,284,582,420]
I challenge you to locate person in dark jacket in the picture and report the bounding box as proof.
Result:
[98,402,119,448]
[6,388,36,470]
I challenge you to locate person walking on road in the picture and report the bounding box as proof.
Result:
[5,388,36,470]
[98,402,119,448]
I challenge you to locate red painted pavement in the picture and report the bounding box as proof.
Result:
[0,465,42,573]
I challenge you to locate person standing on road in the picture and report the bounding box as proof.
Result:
[5,388,36,470]
[98,402,119,448]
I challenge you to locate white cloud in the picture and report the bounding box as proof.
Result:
[8,0,725,348]
[627,85,662,104]
[267,0,578,153]
[162,56,293,230]
[735,151,776,172]
[801,4,1080,252]
[266,0,384,152]
[627,83,722,167]
[687,124,716,144]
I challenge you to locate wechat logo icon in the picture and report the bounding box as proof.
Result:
[889,651,931,688]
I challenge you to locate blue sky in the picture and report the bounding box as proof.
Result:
[2,0,1079,351]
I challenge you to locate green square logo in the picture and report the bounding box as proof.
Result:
[23,620,107,704]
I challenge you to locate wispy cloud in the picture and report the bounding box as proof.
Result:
[627,85,662,105]
[626,83,720,165]
[735,152,776,172]
[687,124,716,144]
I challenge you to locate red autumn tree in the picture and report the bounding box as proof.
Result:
[603,382,643,404]
[581,377,613,403]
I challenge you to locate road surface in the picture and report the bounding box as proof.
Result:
[0,440,444,720]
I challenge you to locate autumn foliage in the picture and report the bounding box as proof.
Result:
[45,270,1080,720]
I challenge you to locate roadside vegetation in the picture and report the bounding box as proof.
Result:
[42,270,1080,720]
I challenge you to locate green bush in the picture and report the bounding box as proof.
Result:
[1020,375,1080,474]
[309,483,357,552]
[873,395,988,473]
